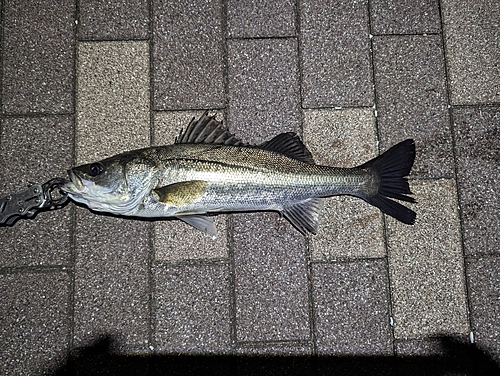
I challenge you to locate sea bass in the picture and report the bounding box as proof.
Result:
[62,112,416,237]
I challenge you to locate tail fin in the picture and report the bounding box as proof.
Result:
[358,139,416,224]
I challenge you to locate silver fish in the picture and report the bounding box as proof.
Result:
[62,112,416,237]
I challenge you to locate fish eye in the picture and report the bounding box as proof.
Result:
[89,163,104,176]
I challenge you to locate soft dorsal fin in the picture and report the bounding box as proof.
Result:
[259,132,315,164]
[282,197,324,235]
[175,111,245,146]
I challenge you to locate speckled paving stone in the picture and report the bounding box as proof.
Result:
[0,272,70,375]
[370,0,441,35]
[73,208,150,349]
[312,260,392,355]
[152,111,229,261]
[73,40,151,349]
[372,35,453,178]
[466,257,500,361]
[387,179,469,339]
[227,38,300,143]
[232,212,310,343]
[153,0,225,110]
[227,0,296,38]
[303,108,385,260]
[153,263,231,353]
[441,0,500,104]
[76,41,150,163]
[452,106,500,256]
[0,116,73,267]
[235,342,313,355]
[78,0,150,40]
[300,0,373,108]
[1,0,74,114]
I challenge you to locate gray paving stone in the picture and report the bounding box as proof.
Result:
[303,108,385,260]
[466,257,500,361]
[312,260,392,355]
[232,212,310,342]
[227,0,296,38]
[387,179,469,340]
[227,38,300,143]
[394,338,447,356]
[76,41,150,163]
[453,106,500,256]
[0,116,73,267]
[300,0,373,108]
[78,0,150,40]
[0,272,70,375]
[153,0,225,110]
[372,35,453,178]
[235,342,313,355]
[370,0,441,35]
[1,0,74,114]
[153,263,231,353]
[73,208,150,349]
[441,0,500,104]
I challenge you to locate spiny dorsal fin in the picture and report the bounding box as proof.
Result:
[259,133,315,164]
[175,111,245,146]
[282,197,324,235]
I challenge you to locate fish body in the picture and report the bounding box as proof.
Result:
[63,113,416,236]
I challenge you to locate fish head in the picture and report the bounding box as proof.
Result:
[62,153,157,215]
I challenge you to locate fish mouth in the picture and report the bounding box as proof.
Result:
[61,169,87,193]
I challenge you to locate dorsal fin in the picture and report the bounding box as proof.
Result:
[175,111,245,146]
[259,132,315,164]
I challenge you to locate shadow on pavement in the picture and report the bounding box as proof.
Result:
[50,335,499,376]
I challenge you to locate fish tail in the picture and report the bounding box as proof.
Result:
[358,139,416,224]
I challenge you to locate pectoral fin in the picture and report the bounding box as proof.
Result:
[177,215,217,239]
[153,180,207,206]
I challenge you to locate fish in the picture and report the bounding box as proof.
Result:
[62,112,416,237]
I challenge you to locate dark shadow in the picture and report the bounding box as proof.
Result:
[49,335,499,376]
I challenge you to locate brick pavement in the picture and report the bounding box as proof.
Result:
[0,1,498,374]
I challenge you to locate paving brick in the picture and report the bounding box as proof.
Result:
[452,106,500,256]
[73,208,150,349]
[370,0,441,35]
[0,116,73,267]
[227,0,296,38]
[466,256,500,361]
[300,0,373,108]
[312,260,392,355]
[153,0,225,110]
[153,263,231,353]
[232,212,310,342]
[73,40,151,350]
[303,108,384,260]
[78,0,150,40]
[235,342,313,355]
[227,38,300,144]
[0,272,70,375]
[1,0,75,114]
[76,41,150,163]
[152,111,229,261]
[387,179,469,339]
[441,0,500,104]
[373,35,453,178]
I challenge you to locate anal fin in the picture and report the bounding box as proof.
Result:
[177,215,217,239]
[282,198,324,235]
